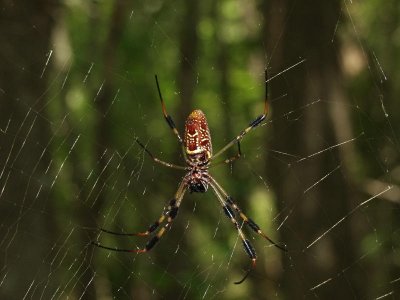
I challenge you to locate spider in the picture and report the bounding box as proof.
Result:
[92,71,287,284]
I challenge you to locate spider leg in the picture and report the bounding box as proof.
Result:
[92,179,187,253]
[211,69,269,161]
[210,176,287,252]
[155,75,183,144]
[99,198,176,237]
[209,179,257,284]
[155,75,189,161]
[135,138,188,170]
[133,183,187,253]
[209,141,241,168]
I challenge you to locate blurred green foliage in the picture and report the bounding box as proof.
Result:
[1,0,400,299]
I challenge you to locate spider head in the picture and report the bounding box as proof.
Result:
[189,181,208,193]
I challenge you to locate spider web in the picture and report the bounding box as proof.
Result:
[0,1,399,299]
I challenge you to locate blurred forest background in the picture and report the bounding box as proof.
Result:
[1,0,400,299]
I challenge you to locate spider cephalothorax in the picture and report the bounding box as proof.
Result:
[93,73,287,285]
[186,168,208,193]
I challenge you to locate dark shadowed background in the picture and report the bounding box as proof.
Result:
[1,0,399,299]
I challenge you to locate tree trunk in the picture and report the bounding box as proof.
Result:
[77,1,129,299]
[264,1,364,299]
[177,0,199,123]
[0,1,59,298]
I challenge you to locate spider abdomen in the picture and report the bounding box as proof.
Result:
[184,110,212,165]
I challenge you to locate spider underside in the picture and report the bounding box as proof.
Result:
[93,72,287,285]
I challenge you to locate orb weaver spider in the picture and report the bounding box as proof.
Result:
[93,71,287,284]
